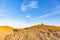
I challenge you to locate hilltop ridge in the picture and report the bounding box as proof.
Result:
[0,24,60,40]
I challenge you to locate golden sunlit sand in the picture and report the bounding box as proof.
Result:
[0,26,13,40]
[0,24,60,40]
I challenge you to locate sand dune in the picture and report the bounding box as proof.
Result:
[0,26,13,40]
[0,24,60,40]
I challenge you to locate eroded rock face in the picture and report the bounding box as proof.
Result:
[4,25,60,40]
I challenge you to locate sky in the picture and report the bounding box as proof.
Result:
[0,0,60,28]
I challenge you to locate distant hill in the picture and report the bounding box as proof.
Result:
[0,24,60,40]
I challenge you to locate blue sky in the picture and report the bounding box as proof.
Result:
[0,0,60,28]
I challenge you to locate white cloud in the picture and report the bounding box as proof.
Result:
[38,5,60,19]
[21,4,27,11]
[21,0,38,11]
[41,5,60,14]
[28,1,38,9]
[25,15,31,18]
[25,5,60,20]
[25,15,34,20]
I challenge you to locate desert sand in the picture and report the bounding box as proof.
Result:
[0,24,60,40]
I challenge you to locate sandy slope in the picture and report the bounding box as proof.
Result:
[0,26,13,40]
[0,24,60,40]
